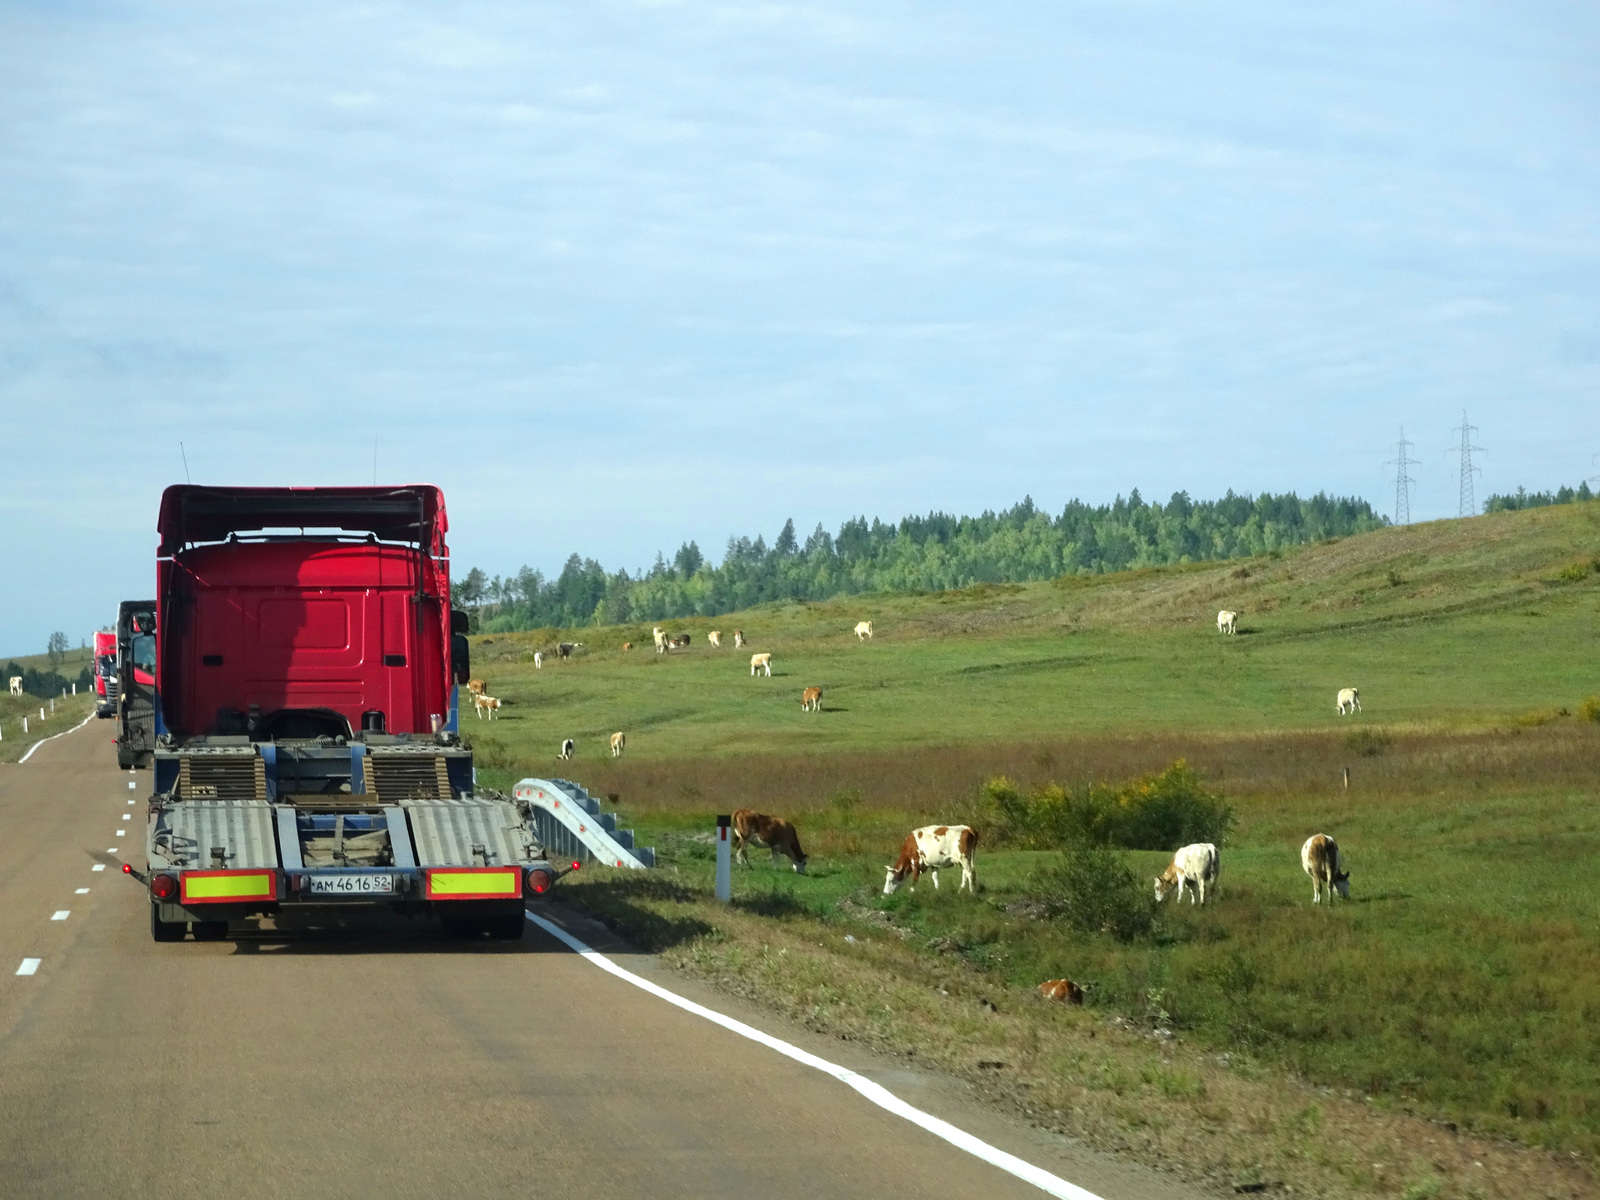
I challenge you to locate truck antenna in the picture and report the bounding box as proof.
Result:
[180,441,192,484]
[373,436,378,485]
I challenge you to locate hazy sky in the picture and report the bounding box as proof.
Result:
[2,0,1596,654]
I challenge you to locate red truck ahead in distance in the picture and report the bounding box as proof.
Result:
[135,485,567,943]
[93,629,117,718]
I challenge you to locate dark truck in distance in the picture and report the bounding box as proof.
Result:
[137,485,566,942]
[115,600,157,767]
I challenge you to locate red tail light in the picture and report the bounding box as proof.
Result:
[122,863,132,874]
[525,868,553,896]
[571,861,581,872]
[150,873,178,901]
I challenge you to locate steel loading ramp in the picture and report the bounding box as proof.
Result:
[512,778,655,869]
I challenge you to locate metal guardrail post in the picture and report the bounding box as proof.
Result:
[715,814,731,902]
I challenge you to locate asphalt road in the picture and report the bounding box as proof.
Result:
[0,722,1187,1200]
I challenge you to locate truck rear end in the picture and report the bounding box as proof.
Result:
[139,485,562,942]
[93,630,117,718]
[115,600,157,767]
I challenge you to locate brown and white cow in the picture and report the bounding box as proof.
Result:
[1039,979,1084,1004]
[610,731,626,757]
[883,825,978,895]
[732,809,808,873]
[1301,833,1350,904]
[801,686,822,712]
[1154,842,1219,905]
[466,678,487,696]
[622,642,633,651]
[750,652,772,677]
[733,630,746,648]
[472,693,501,720]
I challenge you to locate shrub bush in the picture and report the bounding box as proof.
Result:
[1581,696,1600,724]
[1029,844,1154,940]
[980,761,1233,851]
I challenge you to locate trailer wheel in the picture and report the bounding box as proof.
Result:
[151,906,185,942]
[486,912,526,940]
[191,920,228,941]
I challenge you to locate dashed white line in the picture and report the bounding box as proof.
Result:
[105,848,117,854]
[50,911,69,921]
[127,781,136,789]
[525,911,1108,1200]
[128,799,136,805]
[121,814,131,820]
[115,830,125,837]
[92,864,106,872]
[16,959,41,976]
[74,888,90,894]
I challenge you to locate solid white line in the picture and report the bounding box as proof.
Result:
[50,911,69,921]
[16,711,95,764]
[16,958,41,976]
[525,911,1106,1200]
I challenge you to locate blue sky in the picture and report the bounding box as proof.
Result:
[2,0,1596,655]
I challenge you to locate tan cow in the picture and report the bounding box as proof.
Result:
[732,809,808,873]
[653,626,669,653]
[622,642,633,651]
[1302,833,1350,904]
[708,630,722,647]
[1336,687,1361,715]
[854,621,873,640]
[610,731,626,758]
[472,693,502,720]
[801,686,822,712]
[466,678,486,696]
[733,630,746,648]
[1216,610,1237,635]
[883,825,978,894]
[750,652,772,677]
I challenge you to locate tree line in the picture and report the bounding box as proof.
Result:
[457,489,1386,633]
[1483,482,1595,513]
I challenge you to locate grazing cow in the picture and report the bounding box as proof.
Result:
[472,693,502,720]
[708,630,722,647]
[610,731,626,758]
[8,676,21,697]
[557,641,584,660]
[854,621,873,641]
[733,630,746,648]
[466,678,486,696]
[533,651,542,669]
[1336,687,1361,715]
[883,825,978,895]
[1302,834,1350,904]
[750,652,772,677]
[1039,979,1084,1004]
[801,686,822,712]
[1154,842,1219,905]
[732,809,808,873]
[653,626,668,653]
[622,642,632,651]
[674,634,691,648]
[558,737,575,761]
[1217,610,1237,635]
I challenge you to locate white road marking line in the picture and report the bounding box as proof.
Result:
[106,848,117,854]
[15,711,96,764]
[128,799,136,805]
[16,959,41,976]
[51,911,69,921]
[128,781,136,789]
[115,830,126,837]
[75,888,90,894]
[92,864,106,872]
[121,814,131,820]
[525,911,1106,1200]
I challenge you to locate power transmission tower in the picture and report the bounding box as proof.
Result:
[1452,411,1483,517]
[1386,427,1418,524]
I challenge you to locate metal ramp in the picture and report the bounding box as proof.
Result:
[512,778,655,870]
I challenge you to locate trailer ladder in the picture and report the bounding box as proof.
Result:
[512,778,655,869]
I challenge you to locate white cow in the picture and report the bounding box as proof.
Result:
[558,737,575,761]
[610,731,626,758]
[883,825,978,895]
[1217,610,1237,635]
[1302,833,1350,904]
[533,651,543,670]
[7,676,21,697]
[1154,843,1219,905]
[1337,687,1361,715]
[854,621,873,641]
[653,626,669,653]
[750,652,772,677]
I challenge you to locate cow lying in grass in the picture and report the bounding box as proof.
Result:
[1154,842,1219,905]
[883,825,978,895]
[732,809,808,873]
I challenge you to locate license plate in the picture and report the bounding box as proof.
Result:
[306,873,395,895]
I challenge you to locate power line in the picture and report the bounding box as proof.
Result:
[1452,412,1483,517]
[1385,426,1418,525]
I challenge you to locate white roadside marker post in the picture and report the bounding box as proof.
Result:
[715,814,732,902]
[22,717,28,734]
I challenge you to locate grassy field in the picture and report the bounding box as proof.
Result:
[457,503,1600,1196]
[0,690,96,764]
